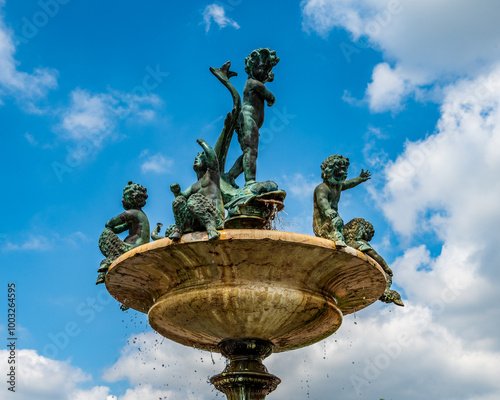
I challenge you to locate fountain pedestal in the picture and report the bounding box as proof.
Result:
[105,229,386,399]
[210,339,280,400]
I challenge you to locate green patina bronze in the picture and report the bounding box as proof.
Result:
[152,138,224,241]
[210,339,280,400]
[210,49,285,229]
[313,155,371,246]
[344,218,404,307]
[224,48,279,186]
[97,181,150,285]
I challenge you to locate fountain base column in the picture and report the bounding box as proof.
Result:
[210,339,281,400]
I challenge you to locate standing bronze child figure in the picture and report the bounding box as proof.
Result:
[313,155,370,245]
[97,181,150,284]
[224,48,280,187]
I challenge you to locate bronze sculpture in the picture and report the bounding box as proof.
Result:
[313,155,371,245]
[210,49,285,228]
[344,218,404,306]
[97,181,150,284]
[224,48,279,187]
[154,138,224,241]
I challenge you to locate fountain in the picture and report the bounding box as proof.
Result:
[99,48,402,399]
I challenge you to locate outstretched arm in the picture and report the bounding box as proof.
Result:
[197,138,218,170]
[343,169,371,190]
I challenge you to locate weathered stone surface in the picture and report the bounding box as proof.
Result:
[105,229,386,352]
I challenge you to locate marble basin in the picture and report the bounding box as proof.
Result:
[105,229,386,352]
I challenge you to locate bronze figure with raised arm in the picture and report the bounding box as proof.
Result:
[313,155,370,245]
[154,138,224,241]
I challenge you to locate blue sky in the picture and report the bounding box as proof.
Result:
[1,0,500,399]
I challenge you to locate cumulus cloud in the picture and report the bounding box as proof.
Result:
[0,349,173,400]
[0,4,58,110]
[202,4,240,33]
[301,0,500,112]
[281,173,320,201]
[301,0,365,38]
[72,386,112,400]
[380,64,500,237]
[57,304,500,400]
[57,88,161,149]
[366,63,412,113]
[374,64,500,345]
[110,384,193,400]
[1,234,52,252]
[0,349,93,400]
[140,150,174,174]
[1,231,89,252]
[269,304,500,400]
[102,331,224,399]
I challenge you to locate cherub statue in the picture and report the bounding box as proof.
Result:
[224,48,280,187]
[154,138,224,241]
[313,155,370,245]
[344,218,404,307]
[97,181,150,284]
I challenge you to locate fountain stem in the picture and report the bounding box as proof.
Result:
[210,339,281,400]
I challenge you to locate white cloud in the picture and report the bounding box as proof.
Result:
[366,63,411,113]
[113,385,183,400]
[0,349,93,400]
[102,331,224,399]
[57,88,161,149]
[301,0,364,38]
[282,173,320,201]
[72,386,111,400]
[380,64,500,238]
[24,132,39,146]
[0,4,57,110]
[2,234,52,252]
[89,304,500,400]
[302,0,500,112]
[0,348,174,400]
[140,150,174,174]
[362,126,389,169]
[1,231,89,252]
[373,64,500,346]
[6,318,500,400]
[202,4,240,33]
[269,304,500,400]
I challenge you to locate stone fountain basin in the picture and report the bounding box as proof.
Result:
[105,230,386,352]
